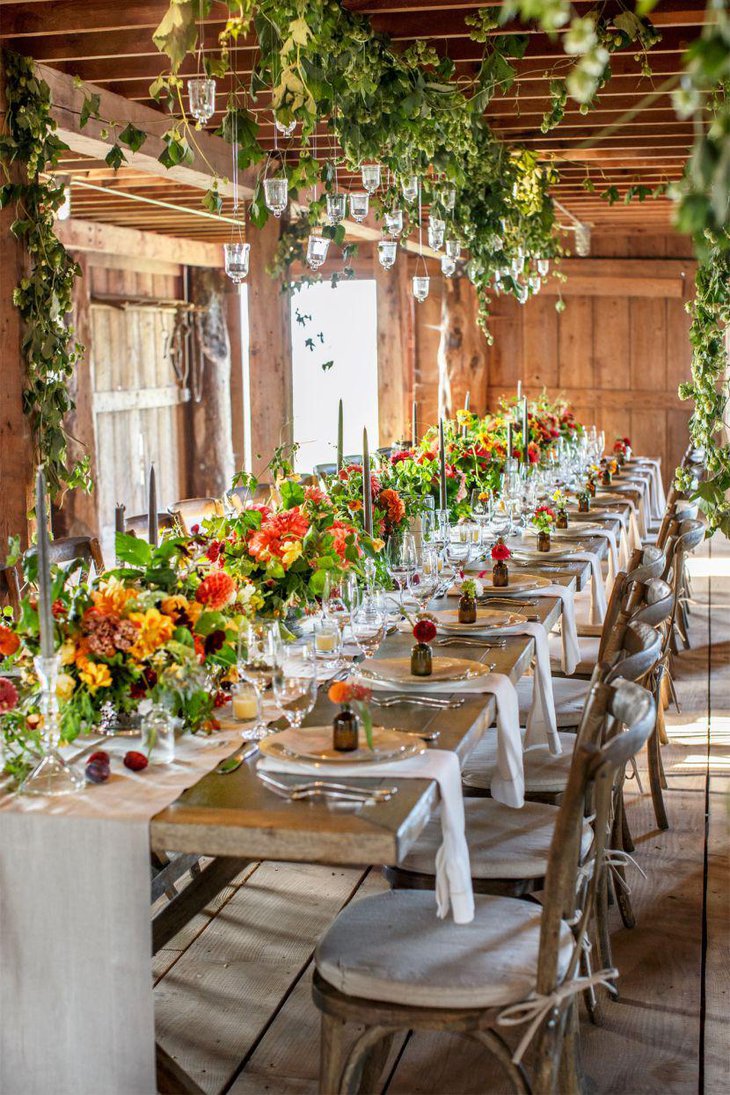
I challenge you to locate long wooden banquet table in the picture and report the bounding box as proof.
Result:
[1,493,649,1095]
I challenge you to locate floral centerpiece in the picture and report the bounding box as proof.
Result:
[327,680,373,751]
[551,488,570,528]
[491,537,511,586]
[532,506,556,551]
[458,577,478,623]
[613,436,632,464]
[325,461,408,547]
[411,615,437,677]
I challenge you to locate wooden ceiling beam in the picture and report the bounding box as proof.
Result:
[55,217,225,266]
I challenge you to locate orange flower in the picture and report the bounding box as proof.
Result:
[328,681,371,704]
[379,488,405,526]
[91,578,135,617]
[196,572,236,610]
[0,626,20,658]
[248,508,310,562]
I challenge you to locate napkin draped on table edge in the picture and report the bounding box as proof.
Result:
[258,749,474,923]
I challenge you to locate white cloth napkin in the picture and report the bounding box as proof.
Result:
[353,669,526,809]
[258,749,474,923]
[517,621,560,752]
[528,584,580,675]
[566,550,607,625]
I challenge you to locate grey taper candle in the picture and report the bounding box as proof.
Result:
[362,428,373,536]
[506,421,513,464]
[114,504,126,535]
[438,418,447,510]
[148,465,158,547]
[411,400,418,446]
[337,399,344,471]
[35,467,54,660]
[522,398,529,463]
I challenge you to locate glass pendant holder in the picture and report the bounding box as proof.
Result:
[445,238,461,260]
[428,216,445,250]
[401,175,419,202]
[384,209,404,237]
[224,240,250,284]
[528,274,542,293]
[515,280,529,305]
[440,186,456,211]
[412,274,430,303]
[575,224,591,256]
[441,254,456,278]
[19,654,84,796]
[306,234,330,271]
[187,77,216,124]
[273,113,296,138]
[349,192,370,222]
[264,176,289,217]
[361,163,381,193]
[537,257,550,277]
[326,192,347,225]
[378,240,398,270]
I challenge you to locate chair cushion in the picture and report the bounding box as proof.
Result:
[548,632,600,676]
[462,731,577,793]
[400,798,592,880]
[516,677,590,729]
[315,890,573,1009]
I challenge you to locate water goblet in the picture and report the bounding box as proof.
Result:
[272,643,318,731]
[237,620,281,740]
[351,598,386,658]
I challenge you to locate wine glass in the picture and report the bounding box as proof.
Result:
[237,620,281,740]
[386,534,416,606]
[272,643,318,731]
[351,597,386,658]
[407,547,441,613]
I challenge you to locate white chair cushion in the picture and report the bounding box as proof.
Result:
[516,677,591,729]
[548,632,600,676]
[399,798,592,880]
[315,890,573,1009]
[462,730,577,793]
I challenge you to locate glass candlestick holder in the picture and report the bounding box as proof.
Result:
[20,654,85,796]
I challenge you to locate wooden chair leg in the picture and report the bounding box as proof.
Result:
[595,870,615,999]
[356,1032,395,1094]
[557,1001,583,1095]
[320,1012,348,1094]
[647,730,670,831]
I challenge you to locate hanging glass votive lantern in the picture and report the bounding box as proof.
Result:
[378,240,398,270]
[445,238,461,260]
[575,224,591,257]
[440,186,456,212]
[427,216,446,250]
[537,257,550,277]
[361,163,381,193]
[224,241,250,284]
[493,269,503,291]
[55,176,72,221]
[510,252,525,279]
[384,209,404,237]
[412,275,430,303]
[349,192,369,222]
[528,274,542,294]
[326,192,347,225]
[273,113,296,138]
[401,175,419,202]
[515,280,529,305]
[441,254,457,278]
[263,177,289,217]
[187,77,216,125]
[306,234,330,271]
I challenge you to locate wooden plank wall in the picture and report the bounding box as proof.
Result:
[411,231,695,484]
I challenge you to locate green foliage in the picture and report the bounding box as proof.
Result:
[0,52,92,499]
[675,234,730,537]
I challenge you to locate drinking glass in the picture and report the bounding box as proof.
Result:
[407,547,441,612]
[237,620,281,740]
[272,643,318,730]
[351,598,386,658]
[311,617,343,674]
[386,534,416,605]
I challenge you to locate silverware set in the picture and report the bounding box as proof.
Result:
[434,636,506,648]
[257,769,396,805]
[370,694,464,710]
[477,597,538,607]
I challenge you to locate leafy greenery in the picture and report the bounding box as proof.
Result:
[675,233,730,536]
[0,52,91,499]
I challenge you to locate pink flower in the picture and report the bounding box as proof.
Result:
[0,676,19,713]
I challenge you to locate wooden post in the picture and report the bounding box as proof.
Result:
[0,59,35,549]
[375,258,413,446]
[436,275,488,421]
[247,217,293,477]
[188,268,235,497]
[54,253,99,538]
[226,285,246,473]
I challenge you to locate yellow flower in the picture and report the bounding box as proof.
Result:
[127,608,175,660]
[59,640,77,667]
[56,673,76,702]
[160,595,189,618]
[77,658,112,694]
[370,537,385,553]
[281,539,303,568]
[92,577,135,617]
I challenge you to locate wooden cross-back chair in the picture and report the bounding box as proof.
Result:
[0,564,21,620]
[169,498,225,535]
[25,535,105,579]
[312,674,655,1095]
[662,518,705,652]
[124,513,176,540]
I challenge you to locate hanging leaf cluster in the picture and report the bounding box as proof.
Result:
[0,52,91,500]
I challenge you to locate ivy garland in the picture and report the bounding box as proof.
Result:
[0,52,91,500]
[675,234,730,536]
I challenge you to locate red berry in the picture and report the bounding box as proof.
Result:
[85,760,110,784]
[87,750,110,766]
[124,751,148,772]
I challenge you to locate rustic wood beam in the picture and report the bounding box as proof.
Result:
[188,268,235,497]
[375,256,414,446]
[539,275,688,298]
[437,275,488,419]
[55,218,225,267]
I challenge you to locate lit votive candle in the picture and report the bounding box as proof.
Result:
[231,684,259,721]
[313,619,341,657]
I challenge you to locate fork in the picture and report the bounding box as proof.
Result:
[257,770,397,803]
[370,695,463,709]
[434,637,505,648]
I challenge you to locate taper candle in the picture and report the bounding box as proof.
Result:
[517,379,522,401]
[362,428,373,536]
[337,399,344,471]
[35,467,55,660]
[438,418,447,510]
[148,464,158,547]
[506,421,513,465]
[411,400,418,446]
[522,398,529,463]
[114,504,126,535]
[464,391,470,412]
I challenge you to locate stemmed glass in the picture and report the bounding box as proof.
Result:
[323,572,360,634]
[350,597,387,658]
[407,546,442,613]
[272,642,318,731]
[237,620,281,740]
[386,533,416,606]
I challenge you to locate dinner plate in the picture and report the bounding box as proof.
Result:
[358,655,489,685]
[259,725,424,766]
[458,572,552,594]
[432,607,526,631]
[525,524,605,539]
[508,542,588,560]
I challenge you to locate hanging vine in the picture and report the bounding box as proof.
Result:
[0,51,91,500]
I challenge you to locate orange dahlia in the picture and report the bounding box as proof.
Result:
[0,626,20,658]
[196,571,236,610]
[379,488,405,526]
